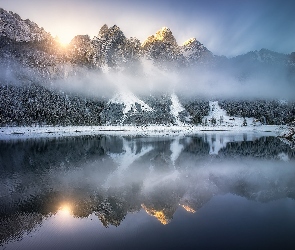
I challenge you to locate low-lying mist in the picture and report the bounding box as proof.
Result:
[51,59,295,101]
[1,57,294,101]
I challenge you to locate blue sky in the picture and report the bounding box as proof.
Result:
[1,0,294,57]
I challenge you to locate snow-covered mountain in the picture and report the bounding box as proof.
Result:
[0,8,295,127]
[0,8,214,73]
[91,24,142,69]
[0,8,51,42]
[181,37,213,65]
[233,49,292,65]
[1,7,294,74]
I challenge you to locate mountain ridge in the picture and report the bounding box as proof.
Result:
[0,7,294,72]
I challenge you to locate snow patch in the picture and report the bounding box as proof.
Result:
[203,101,256,127]
[110,90,153,114]
[170,93,185,125]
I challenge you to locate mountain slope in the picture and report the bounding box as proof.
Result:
[0,8,51,42]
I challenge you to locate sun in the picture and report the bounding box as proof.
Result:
[56,202,75,226]
[59,203,72,216]
[55,34,73,47]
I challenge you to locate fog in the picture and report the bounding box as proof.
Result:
[1,1,294,101]
[49,59,295,101]
[0,52,294,101]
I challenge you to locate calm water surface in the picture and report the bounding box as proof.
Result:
[0,133,295,249]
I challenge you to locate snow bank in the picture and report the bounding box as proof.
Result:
[0,124,281,141]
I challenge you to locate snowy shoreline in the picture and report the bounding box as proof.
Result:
[0,124,284,141]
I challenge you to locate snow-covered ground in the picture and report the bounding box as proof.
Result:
[0,100,287,140]
[203,101,259,127]
[0,124,283,141]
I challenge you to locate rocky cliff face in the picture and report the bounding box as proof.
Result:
[181,38,213,65]
[142,27,183,66]
[91,25,142,69]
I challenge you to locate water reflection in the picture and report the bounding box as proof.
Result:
[0,134,295,246]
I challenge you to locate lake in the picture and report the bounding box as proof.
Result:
[1,133,295,249]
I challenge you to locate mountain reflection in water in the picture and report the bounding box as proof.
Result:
[0,134,295,249]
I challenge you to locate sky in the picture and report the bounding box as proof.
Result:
[1,0,294,57]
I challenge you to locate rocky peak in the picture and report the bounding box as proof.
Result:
[95,24,126,45]
[69,35,91,47]
[183,38,198,46]
[91,24,129,68]
[98,25,123,38]
[98,24,109,37]
[142,27,177,48]
[0,8,51,42]
[182,38,207,51]
[181,37,212,65]
[154,27,177,44]
[140,27,182,68]
[108,25,125,40]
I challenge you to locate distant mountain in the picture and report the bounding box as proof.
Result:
[231,48,295,68]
